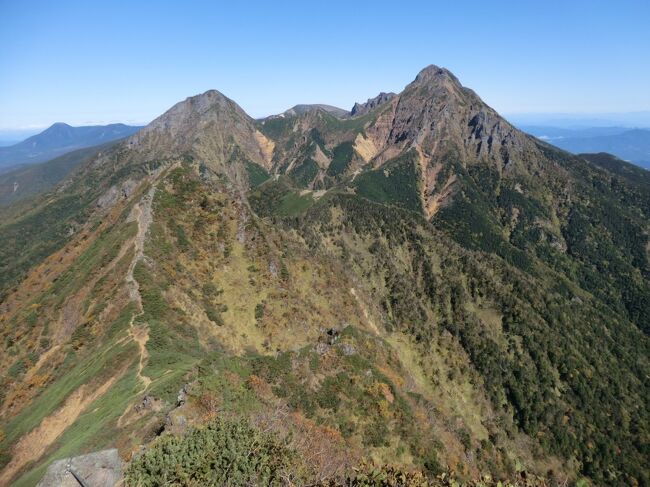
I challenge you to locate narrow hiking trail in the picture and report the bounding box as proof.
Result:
[0,188,158,483]
[125,186,156,392]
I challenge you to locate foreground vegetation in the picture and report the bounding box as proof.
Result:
[126,417,557,487]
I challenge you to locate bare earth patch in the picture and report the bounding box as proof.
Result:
[0,374,121,485]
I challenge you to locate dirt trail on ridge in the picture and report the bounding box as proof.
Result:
[125,186,156,392]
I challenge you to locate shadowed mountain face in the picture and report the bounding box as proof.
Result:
[0,66,648,486]
[0,123,143,173]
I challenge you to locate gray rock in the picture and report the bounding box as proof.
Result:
[351,92,397,117]
[120,179,137,199]
[36,449,123,487]
[177,384,189,406]
[339,342,357,356]
[325,328,340,345]
[315,342,329,355]
[96,185,119,208]
[166,413,187,429]
[97,179,137,209]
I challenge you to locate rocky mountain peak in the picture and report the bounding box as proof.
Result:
[138,89,246,137]
[126,89,274,172]
[413,64,460,85]
[351,92,397,117]
[389,64,531,156]
[349,64,544,219]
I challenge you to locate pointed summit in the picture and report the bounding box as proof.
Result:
[403,64,466,99]
[413,64,460,84]
[40,122,75,138]
[128,88,273,173]
[49,122,73,129]
[140,89,247,137]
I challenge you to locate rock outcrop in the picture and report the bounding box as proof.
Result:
[36,449,123,487]
[351,92,396,116]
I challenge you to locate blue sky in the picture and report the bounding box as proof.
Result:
[1,0,649,130]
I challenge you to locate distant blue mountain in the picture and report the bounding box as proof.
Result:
[518,126,630,139]
[0,142,119,206]
[0,122,142,173]
[508,111,650,128]
[519,125,650,170]
[0,139,22,148]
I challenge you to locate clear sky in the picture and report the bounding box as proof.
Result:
[1,0,649,130]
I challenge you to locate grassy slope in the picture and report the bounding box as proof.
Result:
[1,206,144,484]
[0,156,173,483]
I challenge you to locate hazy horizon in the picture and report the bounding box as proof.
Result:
[1,0,649,131]
[2,109,650,148]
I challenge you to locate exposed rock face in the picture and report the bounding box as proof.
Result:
[96,178,137,209]
[344,66,543,173]
[385,65,539,167]
[350,65,563,217]
[126,90,273,175]
[36,449,123,487]
[262,65,552,211]
[351,92,396,116]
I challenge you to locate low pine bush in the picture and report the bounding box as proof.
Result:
[125,417,299,486]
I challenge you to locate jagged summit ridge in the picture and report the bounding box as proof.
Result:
[124,64,544,197]
[351,92,396,117]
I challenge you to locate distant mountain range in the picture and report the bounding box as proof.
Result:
[520,125,650,169]
[0,142,120,207]
[0,122,142,173]
[508,111,650,128]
